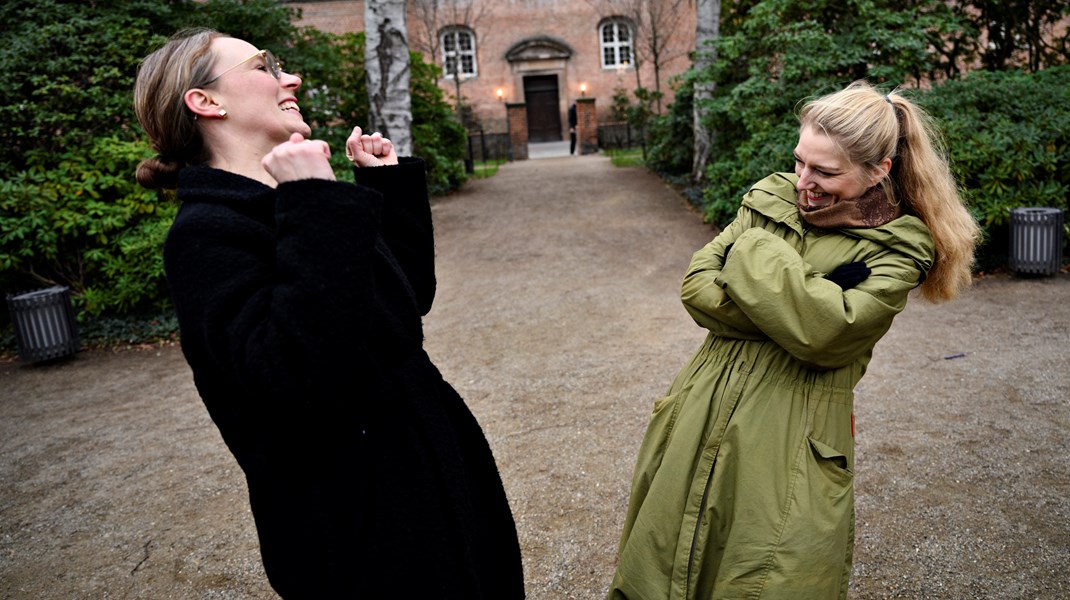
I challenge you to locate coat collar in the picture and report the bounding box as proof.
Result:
[176,166,277,225]
[744,172,935,273]
[177,165,275,205]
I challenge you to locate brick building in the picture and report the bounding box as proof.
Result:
[284,0,696,142]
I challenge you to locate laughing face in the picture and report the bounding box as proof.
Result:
[793,125,885,210]
[206,37,312,143]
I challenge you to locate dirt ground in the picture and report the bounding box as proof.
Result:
[2,153,1068,599]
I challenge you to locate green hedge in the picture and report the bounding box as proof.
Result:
[919,66,1070,268]
[918,66,1070,228]
[661,66,1070,268]
[0,137,173,317]
[1,0,467,348]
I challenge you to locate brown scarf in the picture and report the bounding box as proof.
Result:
[797,184,903,229]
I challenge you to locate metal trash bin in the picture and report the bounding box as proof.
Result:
[6,286,80,362]
[1009,207,1065,276]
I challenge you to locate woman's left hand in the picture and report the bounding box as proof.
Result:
[824,261,872,290]
[262,133,336,184]
[345,126,399,167]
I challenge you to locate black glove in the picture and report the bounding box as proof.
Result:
[825,261,871,290]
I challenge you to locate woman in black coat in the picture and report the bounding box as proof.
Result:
[133,29,524,598]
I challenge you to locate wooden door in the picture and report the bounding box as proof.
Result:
[524,75,562,142]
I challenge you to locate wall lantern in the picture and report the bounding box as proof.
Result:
[496,88,504,102]
[580,83,587,96]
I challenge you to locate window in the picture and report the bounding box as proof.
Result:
[441,27,477,79]
[600,19,633,69]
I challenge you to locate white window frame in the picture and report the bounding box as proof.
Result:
[441,27,477,79]
[600,19,634,69]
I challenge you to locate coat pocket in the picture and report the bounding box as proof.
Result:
[650,390,685,439]
[631,390,688,481]
[808,436,853,485]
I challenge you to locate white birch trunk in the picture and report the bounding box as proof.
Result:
[692,0,720,183]
[365,0,413,156]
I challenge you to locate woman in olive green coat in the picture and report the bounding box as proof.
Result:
[608,82,980,599]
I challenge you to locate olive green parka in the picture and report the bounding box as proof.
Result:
[608,173,935,600]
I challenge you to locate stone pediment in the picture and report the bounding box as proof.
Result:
[505,37,573,62]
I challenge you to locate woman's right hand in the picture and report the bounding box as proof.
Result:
[262,132,336,184]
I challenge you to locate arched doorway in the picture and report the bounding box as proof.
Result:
[506,37,573,144]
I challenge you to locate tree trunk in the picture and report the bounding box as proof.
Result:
[692,0,720,183]
[365,0,413,156]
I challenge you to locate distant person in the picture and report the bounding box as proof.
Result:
[607,81,980,599]
[568,102,578,155]
[133,28,524,599]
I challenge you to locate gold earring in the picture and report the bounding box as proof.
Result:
[218,109,228,119]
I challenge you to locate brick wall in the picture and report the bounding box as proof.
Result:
[575,98,598,155]
[286,1,364,35]
[287,1,696,139]
[506,102,529,160]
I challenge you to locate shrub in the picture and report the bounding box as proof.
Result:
[653,64,1070,265]
[918,66,1070,268]
[644,0,1068,269]
[0,136,172,316]
[1,0,469,348]
[686,0,956,227]
[410,53,468,197]
[917,66,1070,228]
[644,79,695,179]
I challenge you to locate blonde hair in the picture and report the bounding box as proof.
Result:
[799,81,981,302]
[133,28,227,189]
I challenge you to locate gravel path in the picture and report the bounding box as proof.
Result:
[1,153,1067,599]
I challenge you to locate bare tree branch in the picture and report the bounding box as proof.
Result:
[586,0,691,112]
[410,0,492,73]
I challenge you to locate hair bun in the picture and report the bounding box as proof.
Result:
[135,155,181,190]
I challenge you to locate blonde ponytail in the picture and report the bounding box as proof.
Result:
[886,93,980,301]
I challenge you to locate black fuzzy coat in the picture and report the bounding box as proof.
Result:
[164,159,524,599]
